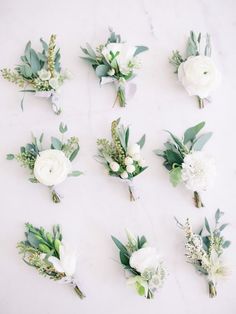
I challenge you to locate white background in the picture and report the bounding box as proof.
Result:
[0,0,236,313]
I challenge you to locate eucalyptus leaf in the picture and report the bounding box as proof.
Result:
[59,122,68,134]
[192,132,212,151]
[169,167,182,187]
[133,46,148,57]
[6,154,14,160]
[69,146,80,161]
[222,241,231,248]
[86,43,97,58]
[137,134,146,149]
[205,218,211,233]
[68,171,83,177]
[183,122,205,144]
[96,64,110,77]
[51,137,62,150]
[219,223,229,232]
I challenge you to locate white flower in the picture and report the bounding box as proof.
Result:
[178,56,221,98]
[126,164,135,174]
[34,149,71,186]
[102,43,136,75]
[38,69,51,81]
[128,144,140,157]
[138,159,146,168]
[121,171,128,179]
[124,157,133,166]
[181,151,216,192]
[110,161,120,172]
[49,77,60,90]
[132,153,141,161]
[48,244,77,277]
[107,68,115,76]
[130,247,160,274]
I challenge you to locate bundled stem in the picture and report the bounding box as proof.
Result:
[197,96,204,109]
[193,191,204,208]
[117,86,126,107]
[128,186,135,202]
[74,285,85,299]
[50,187,61,203]
[208,280,217,298]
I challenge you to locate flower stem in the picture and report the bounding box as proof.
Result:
[50,188,61,203]
[128,186,135,202]
[193,191,204,208]
[74,285,85,299]
[197,96,204,109]
[208,281,217,298]
[117,87,126,107]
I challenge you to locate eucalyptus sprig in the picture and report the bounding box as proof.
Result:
[96,118,147,201]
[18,223,85,298]
[154,122,215,208]
[81,28,148,107]
[176,209,231,298]
[7,123,82,203]
[1,35,70,114]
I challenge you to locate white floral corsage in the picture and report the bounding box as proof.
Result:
[176,209,231,298]
[112,230,167,299]
[1,34,71,114]
[7,123,82,203]
[154,121,216,208]
[81,28,148,107]
[17,223,85,298]
[96,118,147,201]
[169,31,221,108]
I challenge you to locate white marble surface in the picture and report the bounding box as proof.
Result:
[0,0,236,313]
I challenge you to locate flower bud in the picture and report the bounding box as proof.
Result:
[121,171,128,179]
[128,144,140,157]
[126,164,135,174]
[124,156,133,165]
[110,161,120,172]
[138,159,146,168]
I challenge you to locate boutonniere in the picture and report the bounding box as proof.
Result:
[154,122,216,208]
[169,31,221,108]
[112,230,167,299]
[96,118,147,201]
[176,209,231,298]
[1,34,71,114]
[17,223,85,298]
[81,28,148,107]
[7,123,82,203]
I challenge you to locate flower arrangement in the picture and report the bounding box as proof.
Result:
[112,230,166,299]
[1,34,71,114]
[176,209,231,298]
[154,121,216,208]
[7,123,81,203]
[81,28,148,107]
[169,31,221,108]
[96,118,147,201]
[17,223,85,298]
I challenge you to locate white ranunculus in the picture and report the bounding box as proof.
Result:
[126,164,135,174]
[129,247,160,274]
[38,69,51,81]
[102,43,136,75]
[49,77,60,90]
[110,161,120,172]
[34,149,71,186]
[124,157,133,166]
[128,144,140,157]
[121,171,128,179]
[181,151,216,192]
[48,244,77,277]
[138,159,146,168]
[178,56,221,98]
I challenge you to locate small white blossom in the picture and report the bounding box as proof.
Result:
[138,159,146,168]
[132,153,141,161]
[121,171,128,179]
[49,77,60,90]
[107,68,115,76]
[126,164,135,174]
[110,161,120,172]
[38,69,51,81]
[124,157,133,166]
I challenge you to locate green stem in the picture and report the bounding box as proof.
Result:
[197,96,204,109]
[208,281,217,298]
[128,186,135,202]
[117,87,126,107]
[74,285,85,299]
[50,187,61,203]
[193,191,204,208]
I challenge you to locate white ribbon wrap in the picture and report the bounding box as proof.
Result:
[35,90,61,114]
[113,177,139,201]
[100,77,137,102]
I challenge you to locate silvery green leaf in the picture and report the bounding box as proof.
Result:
[222,241,231,248]
[133,46,148,57]
[205,34,211,57]
[205,218,211,233]
[137,134,146,149]
[24,41,31,63]
[59,122,68,134]
[29,177,38,183]
[153,149,164,157]
[68,170,83,177]
[219,223,229,231]
[54,49,61,72]
[40,38,48,51]
[30,49,41,74]
[215,209,223,223]
[96,64,110,77]
[37,52,47,62]
[86,43,97,58]
[39,133,44,143]
[183,121,205,144]
[69,146,80,161]
[192,132,212,151]
[51,137,62,150]
[81,56,97,65]
[6,154,14,160]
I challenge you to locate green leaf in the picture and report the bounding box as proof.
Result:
[165,150,183,165]
[153,149,165,157]
[86,43,97,58]
[40,38,48,51]
[111,236,129,255]
[192,132,212,151]
[95,64,110,77]
[51,137,62,150]
[30,49,41,74]
[68,171,83,177]
[169,167,182,187]
[24,41,31,63]
[183,122,205,144]
[137,236,147,249]
[133,46,148,57]
[219,223,229,232]
[28,178,38,183]
[222,241,231,248]
[27,232,41,248]
[215,209,223,224]
[38,243,51,254]
[119,251,130,266]
[59,122,68,134]
[69,146,80,161]
[6,154,14,160]
[137,134,146,149]
[205,218,211,233]
[125,127,129,148]
[165,131,185,152]
[39,133,44,143]
[137,284,145,296]
[54,239,61,254]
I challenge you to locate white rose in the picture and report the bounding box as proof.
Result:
[48,244,77,277]
[110,161,120,172]
[128,144,140,157]
[38,69,51,81]
[126,164,135,174]
[102,43,136,75]
[49,77,60,90]
[130,247,160,274]
[124,157,133,166]
[120,171,128,179]
[34,149,71,186]
[138,159,146,168]
[132,153,141,161]
[181,151,216,192]
[178,56,221,98]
